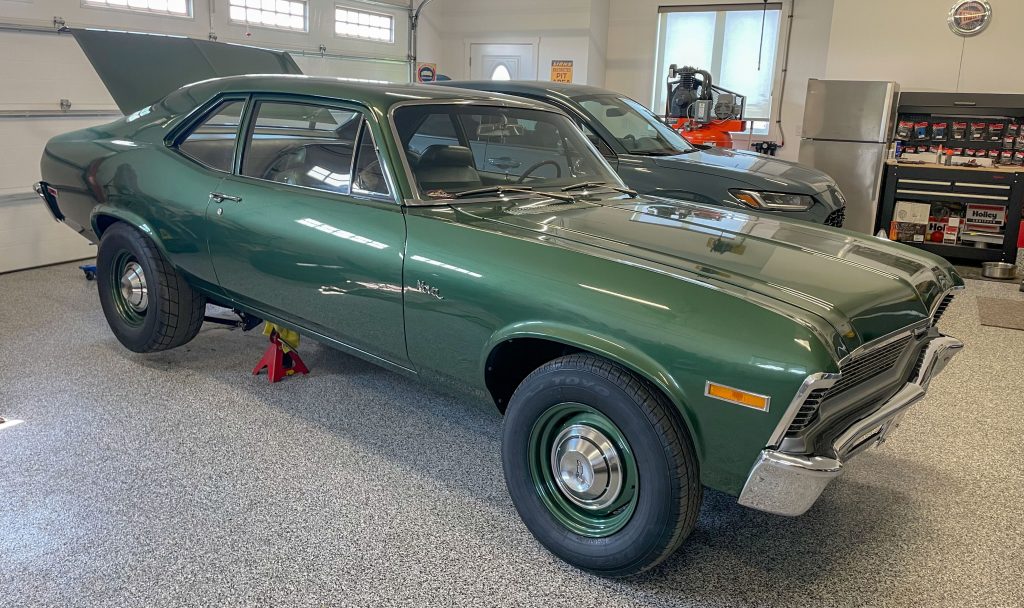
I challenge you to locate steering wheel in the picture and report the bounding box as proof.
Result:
[515,160,562,184]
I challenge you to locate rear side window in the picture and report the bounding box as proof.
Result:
[241,101,361,194]
[177,100,245,172]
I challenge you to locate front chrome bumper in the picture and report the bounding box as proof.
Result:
[738,335,963,516]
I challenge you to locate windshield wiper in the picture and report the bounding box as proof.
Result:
[452,185,576,203]
[560,181,638,198]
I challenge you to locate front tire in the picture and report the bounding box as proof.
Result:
[502,354,702,577]
[96,222,205,353]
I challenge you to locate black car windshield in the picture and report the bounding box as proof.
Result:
[577,94,694,155]
[393,104,623,199]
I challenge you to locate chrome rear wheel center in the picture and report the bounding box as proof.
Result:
[550,424,623,510]
[119,261,148,313]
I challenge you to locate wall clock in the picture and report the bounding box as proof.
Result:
[948,0,992,37]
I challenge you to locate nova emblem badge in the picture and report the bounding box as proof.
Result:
[575,459,585,484]
[416,280,443,300]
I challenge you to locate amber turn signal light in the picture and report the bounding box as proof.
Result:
[704,382,771,411]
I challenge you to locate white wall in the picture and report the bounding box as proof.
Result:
[419,0,609,84]
[0,0,413,272]
[826,0,1024,94]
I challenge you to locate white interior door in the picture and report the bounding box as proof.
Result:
[470,43,537,80]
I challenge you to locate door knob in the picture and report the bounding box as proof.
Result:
[209,192,242,203]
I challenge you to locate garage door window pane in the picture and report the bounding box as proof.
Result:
[177,100,245,172]
[84,0,191,16]
[229,0,307,32]
[335,6,395,43]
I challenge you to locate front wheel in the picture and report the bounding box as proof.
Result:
[96,222,205,353]
[502,354,702,577]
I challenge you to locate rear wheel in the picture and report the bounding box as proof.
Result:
[96,222,205,352]
[502,354,702,577]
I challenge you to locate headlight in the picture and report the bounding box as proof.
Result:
[730,189,815,212]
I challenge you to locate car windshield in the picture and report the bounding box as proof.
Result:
[393,104,624,199]
[576,94,694,155]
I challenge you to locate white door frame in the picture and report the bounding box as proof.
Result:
[464,37,540,79]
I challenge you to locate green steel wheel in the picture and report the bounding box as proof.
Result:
[503,353,702,577]
[527,402,639,537]
[96,222,205,353]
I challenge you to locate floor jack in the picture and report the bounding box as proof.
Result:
[252,329,309,383]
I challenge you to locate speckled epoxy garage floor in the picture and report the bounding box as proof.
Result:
[1,262,1022,608]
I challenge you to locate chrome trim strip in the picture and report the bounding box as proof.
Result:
[766,372,840,448]
[703,381,772,412]
[837,319,929,367]
[831,382,925,457]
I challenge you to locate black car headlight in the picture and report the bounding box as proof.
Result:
[730,189,815,212]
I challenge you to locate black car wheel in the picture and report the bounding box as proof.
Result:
[96,222,205,353]
[502,354,702,577]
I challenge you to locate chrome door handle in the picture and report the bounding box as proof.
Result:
[488,157,521,169]
[209,192,242,203]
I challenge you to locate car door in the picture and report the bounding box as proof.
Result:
[161,96,247,292]
[205,96,409,367]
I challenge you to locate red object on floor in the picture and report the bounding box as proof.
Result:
[1018,221,1024,248]
[252,331,309,383]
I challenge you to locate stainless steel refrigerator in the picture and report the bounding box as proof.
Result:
[799,79,900,234]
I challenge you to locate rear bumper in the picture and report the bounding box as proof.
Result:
[738,335,963,516]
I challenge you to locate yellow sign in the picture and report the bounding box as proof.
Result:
[550,60,573,83]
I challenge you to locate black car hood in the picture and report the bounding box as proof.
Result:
[651,147,836,194]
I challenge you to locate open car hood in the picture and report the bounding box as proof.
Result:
[70,28,302,114]
[455,196,961,354]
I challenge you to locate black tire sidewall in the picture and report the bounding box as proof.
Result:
[96,225,165,352]
[502,362,682,575]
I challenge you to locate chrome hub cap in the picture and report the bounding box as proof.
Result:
[119,261,148,313]
[550,424,623,510]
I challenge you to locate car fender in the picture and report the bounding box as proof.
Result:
[482,320,701,454]
[91,205,168,253]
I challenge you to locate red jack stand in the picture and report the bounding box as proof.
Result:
[252,330,309,383]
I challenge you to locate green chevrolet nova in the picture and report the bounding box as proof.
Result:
[37,31,964,577]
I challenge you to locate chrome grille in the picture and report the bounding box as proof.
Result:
[786,334,915,437]
[826,335,914,400]
[824,206,846,228]
[932,293,955,324]
[786,387,829,435]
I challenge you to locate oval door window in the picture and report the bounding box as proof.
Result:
[490,64,512,81]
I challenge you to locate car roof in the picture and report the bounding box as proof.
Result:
[434,80,617,101]
[177,75,556,114]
